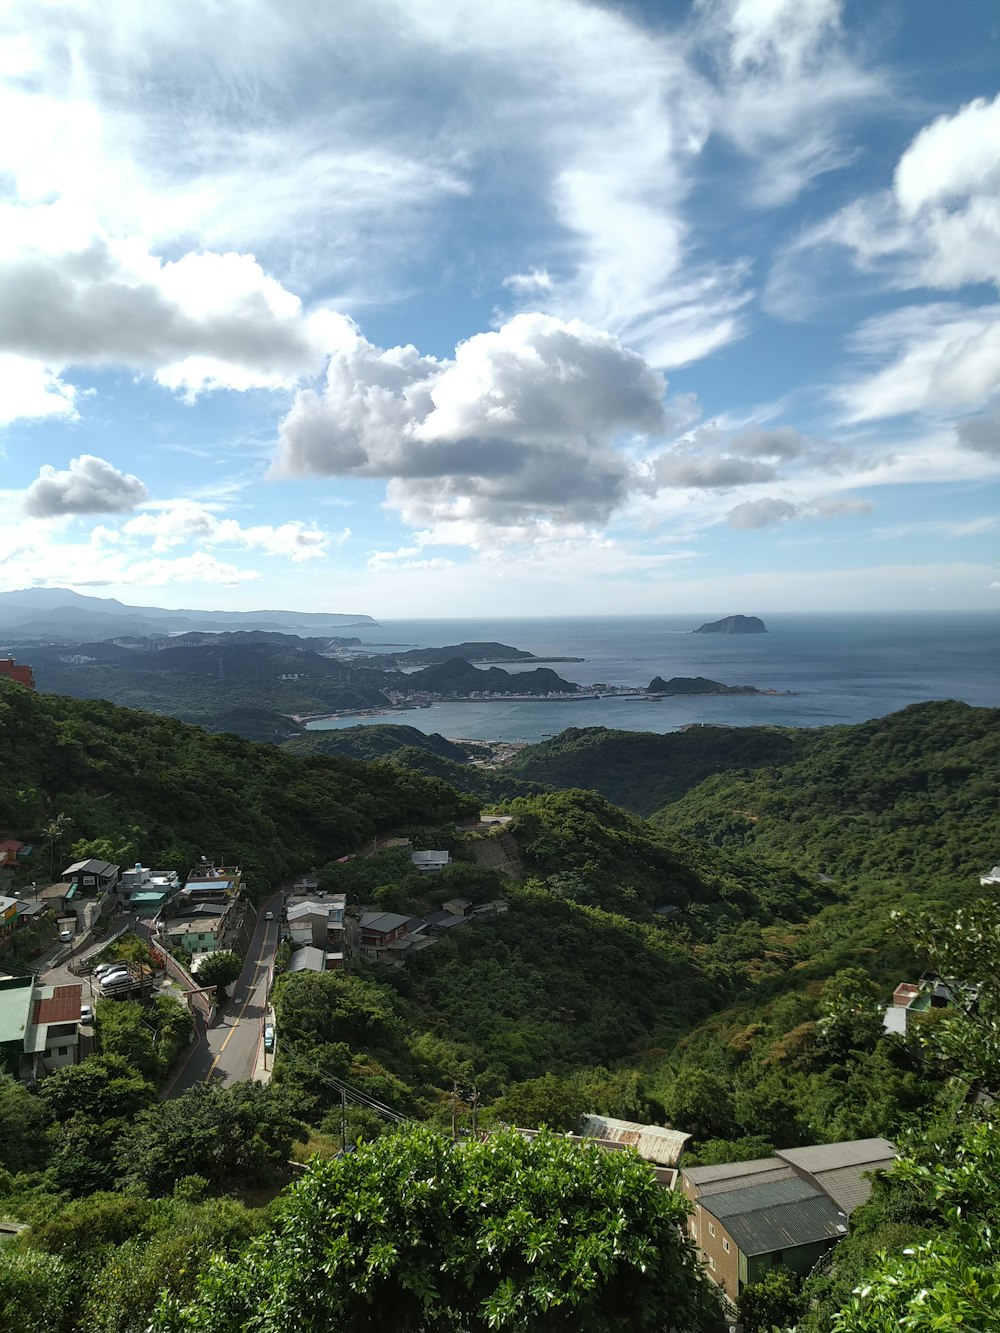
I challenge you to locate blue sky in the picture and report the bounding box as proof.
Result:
[0,0,997,616]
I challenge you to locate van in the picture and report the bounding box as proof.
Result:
[263,1023,275,1052]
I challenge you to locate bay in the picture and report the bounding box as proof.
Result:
[308,612,999,743]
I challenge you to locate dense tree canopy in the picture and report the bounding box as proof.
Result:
[153,1129,725,1333]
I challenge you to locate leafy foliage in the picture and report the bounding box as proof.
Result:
[152,1128,725,1333]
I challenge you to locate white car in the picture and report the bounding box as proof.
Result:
[80,1004,94,1024]
[93,962,118,979]
[264,910,274,920]
[100,969,131,989]
[59,929,73,943]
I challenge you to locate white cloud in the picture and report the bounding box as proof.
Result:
[22,455,148,517]
[728,492,872,528]
[121,503,342,562]
[0,355,77,426]
[956,403,1000,458]
[0,226,350,396]
[775,92,1000,309]
[839,304,1000,422]
[273,312,669,534]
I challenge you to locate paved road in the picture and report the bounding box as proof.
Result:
[164,891,282,1095]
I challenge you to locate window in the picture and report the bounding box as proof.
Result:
[709,1256,716,1270]
[723,1239,730,1253]
[708,1222,716,1237]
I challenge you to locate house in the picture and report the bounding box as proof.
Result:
[0,839,30,868]
[0,975,85,1080]
[286,945,327,974]
[0,659,35,689]
[359,910,428,962]
[158,898,242,952]
[286,895,346,950]
[680,1138,895,1299]
[411,850,451,873]
[62,859,120,892]
[0,895,18,936]
[580,1114,690,1168]
[424,909,470,932]
[883,976,976,1035]
[117,864,181,914]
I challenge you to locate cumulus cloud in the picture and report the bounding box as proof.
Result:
[654,451,776,487]
[0,227,348,395]
[121,503,342,562]
[728,493,872,528]
[774,92,1000,319]
[0,355,78,426]
[273,312,669,530]
[23,455,149,517]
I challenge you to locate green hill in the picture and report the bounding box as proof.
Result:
[655,700,999,884]
[505,724,806,815]
[0,679,476,894]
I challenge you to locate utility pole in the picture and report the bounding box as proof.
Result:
[451,1082,460,1140]
[340,1086,348,1152]
[468,1084,480,1138]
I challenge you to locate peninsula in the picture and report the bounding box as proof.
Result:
[647,675,789,697]
[389,641,583,665]
[693,615,767,635]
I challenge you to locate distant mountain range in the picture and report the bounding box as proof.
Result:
[0,588,377,640]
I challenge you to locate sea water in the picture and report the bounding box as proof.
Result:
[309,612,999,743]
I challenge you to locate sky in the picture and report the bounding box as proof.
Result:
[0,0,998,618]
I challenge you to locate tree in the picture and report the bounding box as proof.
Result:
[42,812,71,881]
[0,1074,50,1173]
[153,1128,725,1333]
[666,1068,735,1141]
[0,1247,75,1333]
[39,1055,155,1122]
[737,1268,805,1332]
[192,951,242,995]
[116,1081,306,1196]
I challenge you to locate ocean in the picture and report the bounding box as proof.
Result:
[308,612,999,743]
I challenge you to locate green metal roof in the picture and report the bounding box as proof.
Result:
[701,1175,846,1257]
[0,975,34,1047]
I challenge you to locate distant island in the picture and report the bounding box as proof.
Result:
[390,641,583,665]
[693,615,767,635]
[648,675,789,697]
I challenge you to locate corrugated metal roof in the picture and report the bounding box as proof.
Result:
[360,911,411,933]
[287,946,326,973]
[34,984,83,1025]
[693,1165,796,1199]
[776,1138,894,1173]
[683,1157,785,1186]
[808,1161,894,1214]
[580,1114,690,1167]
[701,1176,846,1256]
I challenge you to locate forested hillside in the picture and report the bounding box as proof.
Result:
[0,679,475,891]
[656,700,999,883]
[505,724,808,814]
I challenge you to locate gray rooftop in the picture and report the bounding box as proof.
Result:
[702,1175,846,1257]
[287,946,326,973]
[683,1157,787,1186]
[360,910,411,934]
[776,1139,895,1213]
[693,1165,796,1199]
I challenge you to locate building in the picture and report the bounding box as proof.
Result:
[0,974,85,1080]
[580,1114,690,1168]
[286,945,330,974]
[0,894,18,937]
[116,863,181,916]
[159,899,242,952]
[680,1138,896,1299]
[0,839,31,869]
[0,659,35,689]
[883,977,976,1035]
[980,865,1000,886]
[442,896,473,918]
[286,895,346,952]
[359,910,428,962]
[411,850,451,873]
[62,859,120,896]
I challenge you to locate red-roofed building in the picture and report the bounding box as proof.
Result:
[34,984,84,1027]
[0,659,35,689]
[0,976,84,1079]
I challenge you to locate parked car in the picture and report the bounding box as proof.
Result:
[59,929,73,943]
[264,910,274,920]
[93,962,118,979]
[100,969,131,989]
[263,1023,275,1052]
[80,1004,94,1024]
